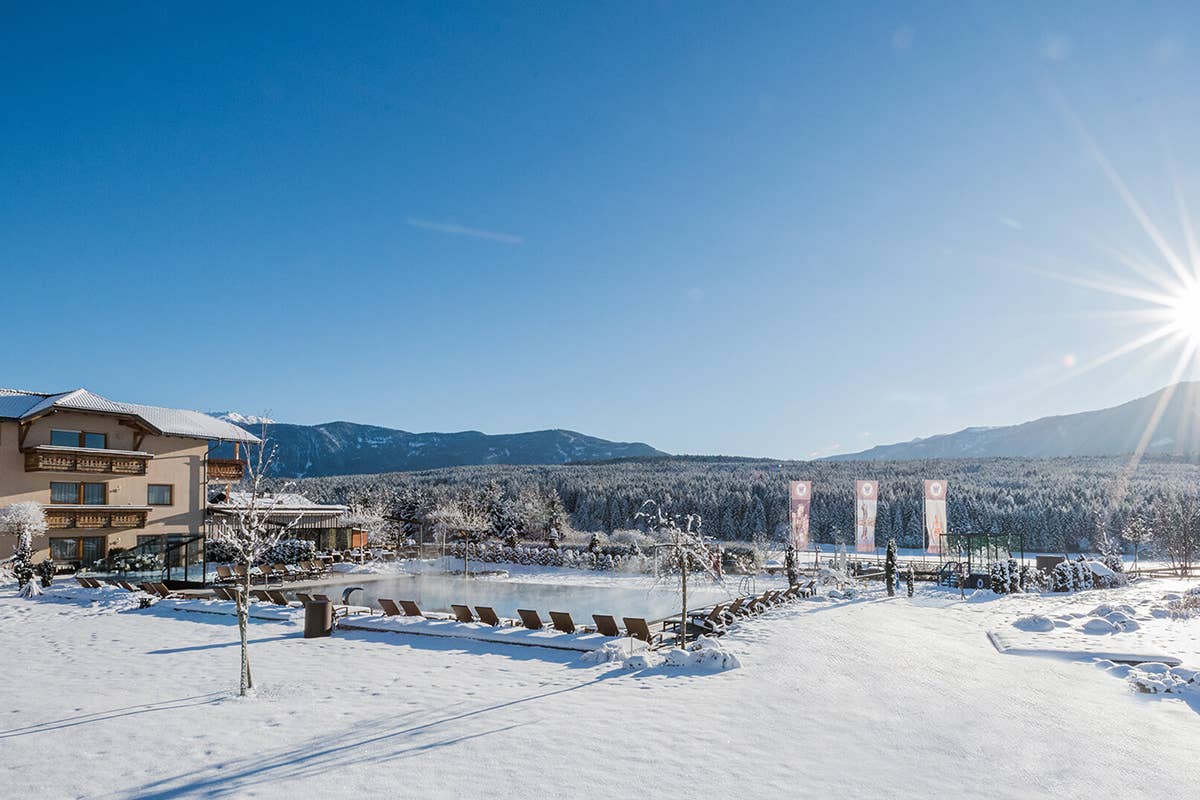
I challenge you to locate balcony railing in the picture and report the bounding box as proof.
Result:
[23,445,151,475]
[207,458,245,483]
[44,506,150,530]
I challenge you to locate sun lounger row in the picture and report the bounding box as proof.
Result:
[661,580,818,637]
[213,561,330,585]
[374,598,667,646]
[75,575,160,594]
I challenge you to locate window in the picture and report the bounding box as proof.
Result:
[49,482,107,504]
[49,429,108,449]
[50,430,80,447]
[147,484,173,506]
[50,482,78,503]
[50,538,78,560]
[50,537,105,565]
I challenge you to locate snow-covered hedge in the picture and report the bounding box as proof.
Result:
[205,538,315,566]
[721,544,761,575]
[447,541,652,572]
[260,539,316,565]
[98,549,161,572]
[205,539,238,564]
[989,559,1021,594]
[1051,559,1094,592]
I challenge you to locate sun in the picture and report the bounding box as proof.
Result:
[1169,280,1200,345]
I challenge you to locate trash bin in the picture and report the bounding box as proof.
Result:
[304,600,333,638]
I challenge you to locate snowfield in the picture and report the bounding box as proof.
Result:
[1,576,1197,799]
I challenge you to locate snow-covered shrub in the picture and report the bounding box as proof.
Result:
[1166,590,1200,620]
[664,647,693,667]
[259,538,315,565]
[1125,663,1199,694]
[1050,559,1094,592]
[1103,554,1125,575]
[35,559,55,588]
[580,641,628,664]
[96,547,160,572]
[989,559,1021,594]
[1019,564,1046,592]
[1012,614,1055,632]
[687,635,742,670]
[205,539,239,564]
[721,544,760,575]
[623,654,654,670]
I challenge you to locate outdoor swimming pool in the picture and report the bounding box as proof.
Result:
[311,572,737,622]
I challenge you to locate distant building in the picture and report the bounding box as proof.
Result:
[207,490,359,552]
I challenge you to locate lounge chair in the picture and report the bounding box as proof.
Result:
[725,596,748,617]
[138,581,159,595]
[214,565,237,584]
[451,604,475,623]
[549,611,585,634]
[398,600,425,618]
[801,579,817,597]
[266,590,294,606]
[592,614,621,637]
[379,598,403,616]
[152,583,183,599]
[117,580,139,592]
[251,589,272,602]
[691,603,730,633]
[475,606,507,626]
[296,592,316,605]
[210,586,229,600]
[75,576,95,589]
[517,609,544,630]
[745,592,773,614]
[622,617,663,647]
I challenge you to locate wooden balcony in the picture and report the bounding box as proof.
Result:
[207,458,245,483]
[23,445,151,476]
[44,506,150,530]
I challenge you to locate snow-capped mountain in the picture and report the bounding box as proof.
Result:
[209,418,665,477]
[827,382,1200,461]
[207,411,277,426]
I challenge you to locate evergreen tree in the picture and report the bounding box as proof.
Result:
[906,565,915,597]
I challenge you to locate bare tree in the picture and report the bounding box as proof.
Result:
[1152,491,1200,577]
[1121,512,1153,573]
[638,499,721,648]
[427,497,491,576]
[210,433,300,696]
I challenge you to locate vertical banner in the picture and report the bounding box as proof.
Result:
[855,480,878,553]
[924,479,948,554]
[788,480,812,551]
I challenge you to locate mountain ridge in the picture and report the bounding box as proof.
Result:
[208,415,666,477]
[826,382,1200,461]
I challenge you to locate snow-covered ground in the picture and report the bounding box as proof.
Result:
[1,575,1197,799]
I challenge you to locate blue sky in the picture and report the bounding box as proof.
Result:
[4,2,1200,458]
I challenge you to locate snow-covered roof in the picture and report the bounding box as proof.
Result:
[209,491,347,520]
[0,387,260,444]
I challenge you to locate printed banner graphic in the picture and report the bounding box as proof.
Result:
[924,479,948,554]
[855,480,878,553]
[788,480,812,551]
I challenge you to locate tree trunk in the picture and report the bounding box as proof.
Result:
[679,539,687,649]
[240,564,252,695]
